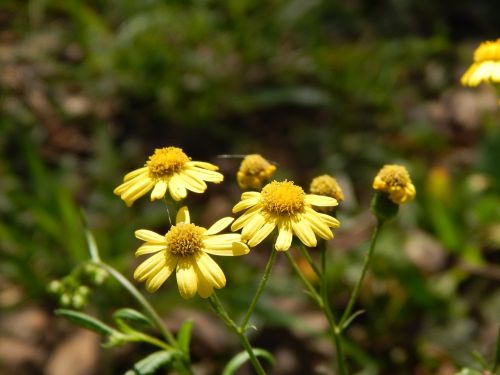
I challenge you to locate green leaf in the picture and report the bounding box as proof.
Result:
[125,350,175,375]
[341,310,365,331]
[113,308,153,330]
[222,348,275,375]
[55,309,115,336]
[176,320,193,354]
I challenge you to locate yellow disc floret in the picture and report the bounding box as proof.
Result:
[373,164,416,204]
[147,147,190,178]
[237,154,277,190]
[165,223,205,257]
[260,180,305,216]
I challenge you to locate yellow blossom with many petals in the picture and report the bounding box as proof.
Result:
[114,147,224,206]
[461,39,500,87]
[133,207,249,298]
[372,165,416,204]
[231,180,340,251]
[310,175,344,203]
[237,154,277,190]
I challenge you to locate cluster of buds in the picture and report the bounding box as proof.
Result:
[48,263,108,309]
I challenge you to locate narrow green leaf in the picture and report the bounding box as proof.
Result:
[55,309,115,336]
[176,320,193,354]
[113,308,153,329]
[124,350,175,375]
[222,348,275,375]
[341,310,365,331]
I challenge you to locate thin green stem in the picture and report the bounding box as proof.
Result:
[319,243,348,375]
[284,251,321,304]
[298,245,321,278]
[240,248,278,330]
[339,220,383,329]
[209,294,267,375]
[93,262,177,347]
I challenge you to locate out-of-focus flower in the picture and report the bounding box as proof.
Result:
[461,39,500,87]
[231,180,340,251]
[114,147,223,206]
[237,154,276,190]
[309,175,344,209]
[134,207,249,298]
[373,165,416,205]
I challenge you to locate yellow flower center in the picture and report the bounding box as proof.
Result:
[147,147,190,179]
[260,181,305,216]
[474,39,500,62]
[377,165,411,188]
[165,223,204,257]
[310,175,344,202]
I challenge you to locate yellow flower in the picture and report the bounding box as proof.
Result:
[237,154,277,190]
[134,207,249,298]
[372,165,416,204]
[231,180,340,251]
[461,39,500,87]
[114,147,224,206]
[309,175,344,203]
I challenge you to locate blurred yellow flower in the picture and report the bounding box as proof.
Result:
[373,165,416,204]
[461,39,500,87]
[237,154,277,190]
[114,147,223,206]
[134,207,249,298]
[231,180,340,251]
[309,175,344,203]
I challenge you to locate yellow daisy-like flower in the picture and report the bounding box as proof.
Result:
[372,164,416,204]
[237,154,277,190]
[134,207,249,298]
[114,147,224,206]
[310,175,344,203]
[461,39,500,87]
[231,180,340,251]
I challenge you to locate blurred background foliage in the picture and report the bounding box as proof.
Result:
[1,0,499,374]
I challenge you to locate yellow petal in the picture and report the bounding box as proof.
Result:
[121,179,156,206]
[241,214,265,241]
[304,211,333,240]
[178,172,207,193]
[150,180,168,201]
[305,194,338,207]
[241,191,261,200]
[169,175,187,201]
[176,206,190,224]
[194,264,213,298]
[124,167,148,182]
[145,266,170,293]
[247,221,276,247]
[135,243,166,256]
[134,252,166,282]
[135,229,165,242]
[196,252,226,289]
[231,205,262,231]
[232,197,260,213]
[291,218,317,248]
[275,220,293,251]
[316,211,341,228]
[205,217,234,235]
[176,257,198,299]
[202,237,250,256]
[187,167,224,183]
[187,161,220,171]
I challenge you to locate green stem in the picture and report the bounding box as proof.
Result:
[298,245,321,279]
[284,251,321,304]
[209,294,267,375]
[240,248,278,330]
[319,243,348,375]
[339,220,383,329]
[93,262,177,347]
